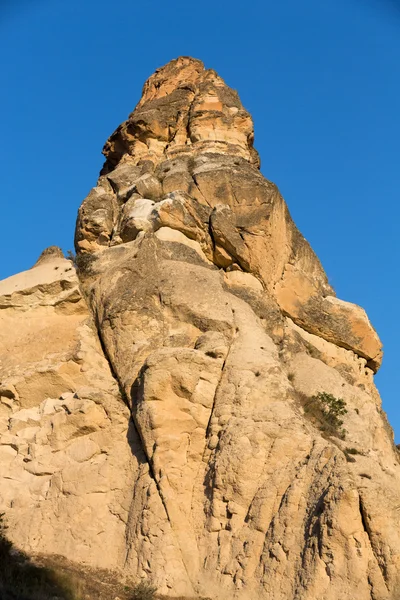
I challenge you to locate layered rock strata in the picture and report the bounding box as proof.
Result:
[1,57,399,600]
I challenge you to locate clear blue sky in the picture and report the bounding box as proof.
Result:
[1,0,399,439]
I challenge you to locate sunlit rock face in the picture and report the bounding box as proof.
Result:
[1,57,399,600]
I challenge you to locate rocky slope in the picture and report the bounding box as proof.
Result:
[1,57,399,599]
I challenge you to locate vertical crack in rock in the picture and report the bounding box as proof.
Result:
[358,493,389,592]
[77,274,195,590]
[204,338,233,444]
[92,307,129,406]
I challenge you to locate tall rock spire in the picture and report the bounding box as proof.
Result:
[76,57,382,372]
[102,56,260,171]
[0,58,398,600]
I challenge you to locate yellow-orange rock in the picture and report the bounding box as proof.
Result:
[275,264,383,371]
[1,58,396,600]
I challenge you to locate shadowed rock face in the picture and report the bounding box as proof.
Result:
[1,57,398,599]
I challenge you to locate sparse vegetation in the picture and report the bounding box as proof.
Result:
[344,447,361,463]
[300,391,348,440]
[65,249,76,263]
[346,447,361,455]
[0,512,81,599]
[64,248,97,275]
[287,371,295,383]
[303,341,322,360]
[75,252,96,275]
[129,581,157,600]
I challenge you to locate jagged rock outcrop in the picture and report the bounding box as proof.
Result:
[0,248,137,569]
[1,57,399,599]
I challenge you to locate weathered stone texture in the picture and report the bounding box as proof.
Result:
[0,253,138,570]
[1,57,398,600]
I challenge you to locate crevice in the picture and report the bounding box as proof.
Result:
[291,449,341,596]
[204,341,232,444]
[201,311,237,511]
[130,368,197,590]
[106,177,119,196]
[74,274,129,410]
[73,276,192,583]
[191,172,208,205]
[359,494,370,538]
[236,229,264,238]
[163,103,194,156]
[208,218,252,276]
[92,312,129,409]
[186,89,199,144]
[126,409,195,587]
[358,493,389,591]
[207,212,217,256]
[367,575,375,600]
[244,439,277,525]
[229,181,240,207]
[204,304,239,442]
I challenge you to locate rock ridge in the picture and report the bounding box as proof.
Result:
[0,57,398,600]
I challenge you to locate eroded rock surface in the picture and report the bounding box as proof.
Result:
[0,250,139,570]
[1,57,399,600]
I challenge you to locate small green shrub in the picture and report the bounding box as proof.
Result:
[302,392,347,440]
[128,581,157,600]
[346,447,361,455]
[75,252,96,275]
[344,447,361,463]
[318,391,347,422]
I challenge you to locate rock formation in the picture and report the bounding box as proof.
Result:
[1,57,399,599]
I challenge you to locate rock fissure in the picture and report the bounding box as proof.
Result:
[358,493,389,591]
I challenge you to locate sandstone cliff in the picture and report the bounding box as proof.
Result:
[1,57,399,600]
